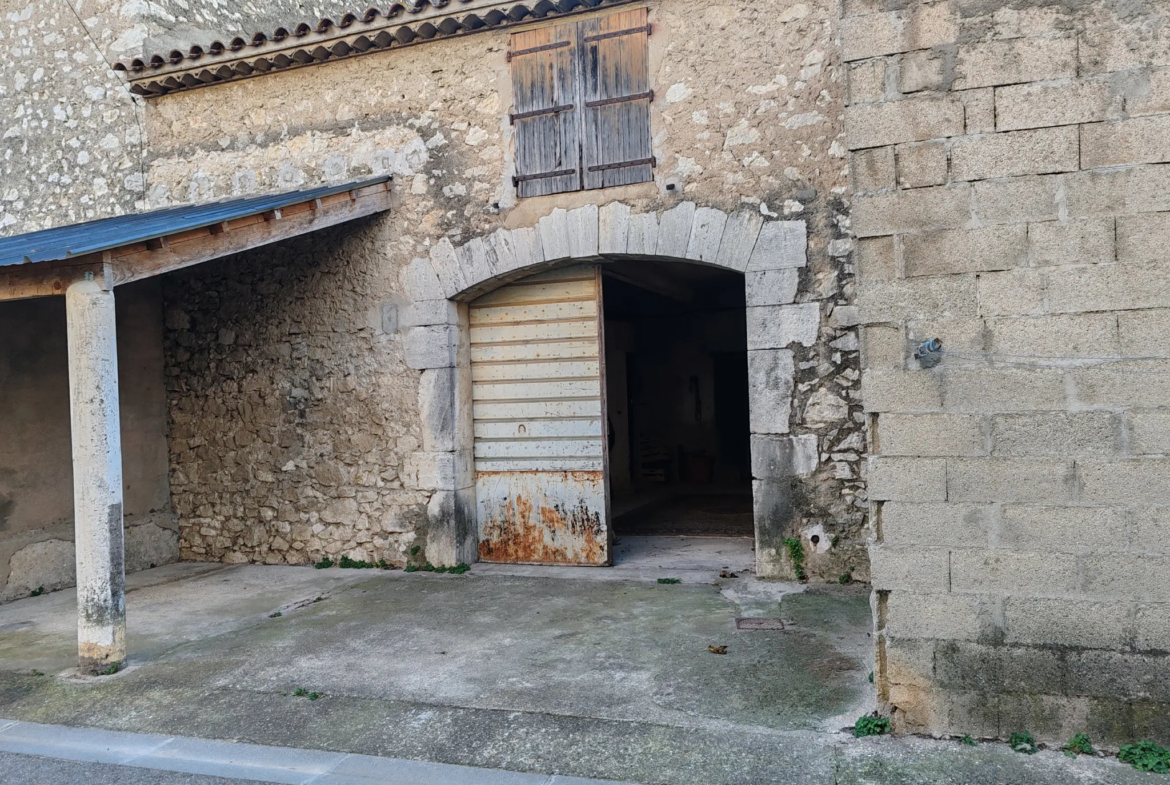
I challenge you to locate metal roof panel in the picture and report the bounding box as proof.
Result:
[0,176,390,268]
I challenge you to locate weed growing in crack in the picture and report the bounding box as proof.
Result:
[1009,732,1038,754]
[853,714,890,738]
[1119,741,1170,773]
[1063,733,1093,757]
[293,687,322,701]
[269,611,282,618]
[99,661,121,676]
[783,538,806,581]
[338,556,375,569]
[657,578,681,584]
[406,563,470,574]
[314,558,334,569]
[960,735,977,746]
[29,586,44,597]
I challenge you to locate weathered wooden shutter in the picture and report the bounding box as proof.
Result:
[470,265,610,566]
[509,23,582,198]
[580,8,654,190]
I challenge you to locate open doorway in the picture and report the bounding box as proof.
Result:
[602,260,752,539]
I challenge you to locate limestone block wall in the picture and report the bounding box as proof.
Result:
[846,0,1170,746]
[147,0,869,579]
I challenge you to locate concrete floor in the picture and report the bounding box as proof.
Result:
[0,538,1156,784]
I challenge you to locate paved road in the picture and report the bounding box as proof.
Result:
[0,751,254,784]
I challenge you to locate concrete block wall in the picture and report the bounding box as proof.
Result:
[845,0,1170,747]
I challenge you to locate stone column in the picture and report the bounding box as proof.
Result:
[65,273,126,673]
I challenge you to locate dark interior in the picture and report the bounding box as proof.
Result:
[602,260,753,538]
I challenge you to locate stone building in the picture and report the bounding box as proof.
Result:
[0,0,1166,749]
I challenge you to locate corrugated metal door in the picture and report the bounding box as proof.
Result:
[470,265,610,566]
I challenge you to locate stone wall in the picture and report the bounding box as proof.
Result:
[846,0,1170,746]
[0,279,177,603]
[147,0,868,580]
[161,221,430,566]
[0,0,149,236]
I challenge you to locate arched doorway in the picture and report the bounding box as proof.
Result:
[402,202,811,576]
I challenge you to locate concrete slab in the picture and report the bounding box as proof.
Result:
[0,559,867,783]
[0,558,1155,784]
[0,562,382,674]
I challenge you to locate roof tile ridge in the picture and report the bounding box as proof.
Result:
[114,1,474,73]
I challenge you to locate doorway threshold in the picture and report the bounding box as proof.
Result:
[471,536,754,584]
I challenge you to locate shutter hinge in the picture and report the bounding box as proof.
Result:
[506,39,571,63]
[509,103,574,125]
[586,157,656,173]
[585,90,653,109]
[582,24,651,44]
[513,168,577,186]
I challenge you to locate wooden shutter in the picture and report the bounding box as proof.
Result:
[580,8,654,190]
[470,265,610,566]
[509,23,582,198]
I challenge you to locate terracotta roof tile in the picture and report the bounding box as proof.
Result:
[115,0,637,97]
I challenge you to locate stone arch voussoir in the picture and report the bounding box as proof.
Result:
[400,200,808,305]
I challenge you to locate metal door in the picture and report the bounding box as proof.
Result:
[470,264,610,565]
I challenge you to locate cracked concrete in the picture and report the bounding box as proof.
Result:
[0,549,1155,784]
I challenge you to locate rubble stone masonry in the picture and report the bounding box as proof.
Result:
[145,0,868,580]
[846,0,1170,747]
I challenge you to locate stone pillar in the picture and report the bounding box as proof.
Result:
[65,273,126,673]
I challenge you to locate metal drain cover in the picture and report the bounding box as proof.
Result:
[736,617,785,630]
